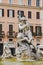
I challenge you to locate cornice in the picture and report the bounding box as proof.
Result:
[0,3,43,10]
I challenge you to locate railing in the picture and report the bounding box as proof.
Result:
[7,31,17,38]
[0,31,5,38]
[33,32,42,37]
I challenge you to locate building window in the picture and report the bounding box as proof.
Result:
[28,11,31,18]
[36,12,40,19]
[28,0,31,6]
[7,10,14,17]
[0,9,4,17]
[9,25,13,31]
[9,25,13,35]
[0,0,1,3]
[36,0,40,7]
[9,10,13,17]
[18,0,23,5]
[17,10,24,17]
[9,0,12,4]
[35,26,42,36]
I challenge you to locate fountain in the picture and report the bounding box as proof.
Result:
[0,15,42,61]
[15,15,38,61]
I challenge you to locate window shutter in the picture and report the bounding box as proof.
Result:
[36,12,40,19]
[9,25,13,35]
[0,24,2,34]
[2,9,4,16]
[17,10,19,15]
[7,10,9,17]
[12,10,14,17]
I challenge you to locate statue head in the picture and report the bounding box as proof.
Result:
[18,16,27,24]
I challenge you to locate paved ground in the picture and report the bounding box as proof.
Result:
[0,58,43,65]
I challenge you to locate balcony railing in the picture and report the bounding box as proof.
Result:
[33,32,42,37]
[7,31,16,38]
[0,31,5,38]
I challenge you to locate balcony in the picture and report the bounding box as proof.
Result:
[33,32,42,38]
[0,31,5,38]
[7,31,16,38]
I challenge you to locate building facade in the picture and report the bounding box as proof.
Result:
[0,0,43,55]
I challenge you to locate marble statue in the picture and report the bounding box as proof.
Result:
[16,16,37,60]
[2,42,12,58]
